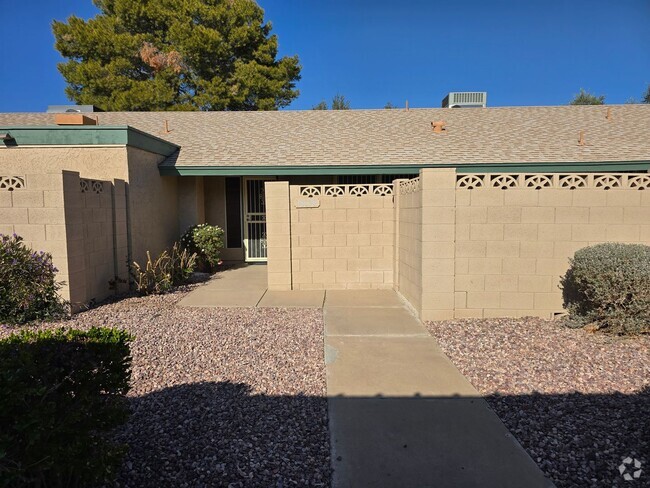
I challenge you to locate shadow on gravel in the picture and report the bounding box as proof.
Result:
[110,383,649,488]
[485,387,649,488]
[111,381,330,488]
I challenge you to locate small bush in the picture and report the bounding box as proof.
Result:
[0,234,67,325]
[131,242,197,295]
[560,243,650,335]
[180,224,224,271]
[0,327,133,486]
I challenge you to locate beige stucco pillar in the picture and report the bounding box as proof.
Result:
[265,181,292,290]
[419,168,457,321]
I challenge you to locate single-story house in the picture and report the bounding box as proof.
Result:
[1,102,649,319]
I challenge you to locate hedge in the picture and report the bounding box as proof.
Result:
[0,327,133,486]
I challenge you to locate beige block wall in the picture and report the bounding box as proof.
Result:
[62,172,122,306]
[266,181,292,290]
[0,172,71,300]
[394,170,650,320]
[0,144,179,269]
[453,176,650,319]
[420,170,457,321]
[0,170,127,307]
[266,184,394,291]
[394,178,422,312]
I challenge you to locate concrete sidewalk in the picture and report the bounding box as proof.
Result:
[324,290,554,488]
[179,268,553,486]
[178,264,325,308]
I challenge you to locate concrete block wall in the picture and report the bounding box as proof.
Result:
[394,178,422,312]
[453,174,650,319]
[420,170,457,321]
[291,185,394,290]
[0,172,71,299]
[265,181,292,290]
[265,183,394,291]
[394,169,650,321]
[62,172,124,306]
[0,170,129,309]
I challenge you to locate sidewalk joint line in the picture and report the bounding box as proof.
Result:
[255,289,268,308]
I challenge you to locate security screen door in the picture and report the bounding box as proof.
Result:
[243,178,269,261]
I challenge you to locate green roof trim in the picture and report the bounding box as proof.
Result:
[0,125,178,157]
[158,161,650,176]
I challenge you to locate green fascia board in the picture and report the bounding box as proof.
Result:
[126,127,179,156]
[0,126,178,157]
[159,160,650,176]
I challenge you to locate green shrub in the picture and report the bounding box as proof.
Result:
[131,242,197,295]
[560,243,650,335]
[0,327,133,486]
[0,234,68,325]
[180,223,224,271]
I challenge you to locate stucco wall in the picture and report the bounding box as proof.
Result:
[0,146,129,181]
[126,146,179,265]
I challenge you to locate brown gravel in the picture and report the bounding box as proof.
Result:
[426,317,650,488]
[3,288,331,487]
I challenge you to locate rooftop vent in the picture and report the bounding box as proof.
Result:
[442,92,487,108]
[46,105,103,113]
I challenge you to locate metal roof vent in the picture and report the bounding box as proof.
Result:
[46,105,103,113]
[442,92,487,108]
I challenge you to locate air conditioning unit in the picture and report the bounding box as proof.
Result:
[441,92,487,108]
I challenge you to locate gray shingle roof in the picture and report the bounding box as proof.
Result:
[1,105,649,167]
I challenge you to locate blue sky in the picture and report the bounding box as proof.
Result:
[1,0,648,112]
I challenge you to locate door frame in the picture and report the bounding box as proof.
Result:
[242,176,276,262]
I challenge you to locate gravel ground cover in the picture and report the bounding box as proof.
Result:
[426,318,649,488]
[2,288,331,487]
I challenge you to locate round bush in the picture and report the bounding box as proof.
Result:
[560,243,650,335]
[0,234,67,324]
[180,224,224,271]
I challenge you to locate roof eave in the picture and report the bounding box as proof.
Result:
[158,160,650,176]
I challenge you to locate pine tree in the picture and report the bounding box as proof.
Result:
[53,0,301,111]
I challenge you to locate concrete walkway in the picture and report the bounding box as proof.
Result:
[178,264,325,308]
[324,290,554,488]
[179,267,553,487]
